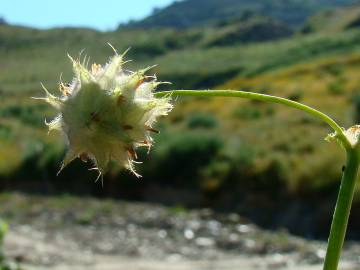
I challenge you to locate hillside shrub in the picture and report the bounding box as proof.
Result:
[327,77,346,95]
[232,106,261,119]
[151,131,224,187]
[187,112,218,129]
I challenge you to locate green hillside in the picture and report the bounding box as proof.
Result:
[202,16,293,47]
[2,18,360,204]
[125,0,359,29]
[301,4,360,33]
[3,23,360,93]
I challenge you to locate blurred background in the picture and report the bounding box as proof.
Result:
[1,0,360,269]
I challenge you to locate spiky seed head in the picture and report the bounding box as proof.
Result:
[35,46,173,178]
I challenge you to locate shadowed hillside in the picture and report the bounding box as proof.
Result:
[125,0,359,29]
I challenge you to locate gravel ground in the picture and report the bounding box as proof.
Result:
[1,192,360,270]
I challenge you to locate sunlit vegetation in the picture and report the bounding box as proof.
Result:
[2,3,360,206]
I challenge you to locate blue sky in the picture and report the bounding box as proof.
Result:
[0,0,175,31]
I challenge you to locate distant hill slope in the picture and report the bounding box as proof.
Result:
[2,23,360,199]
[3,23,360,93]
[3,22,360,199]
[125,0,360,29]
[301,4,360,33]
[202,16,293,47]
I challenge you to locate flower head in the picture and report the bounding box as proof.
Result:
[36,45,172,178]
[326,125,360,150]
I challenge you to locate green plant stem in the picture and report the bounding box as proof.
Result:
[156,90,350,149]
[323,149,360,270]
[156,89,358,270]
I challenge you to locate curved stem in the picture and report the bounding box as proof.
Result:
[156,89,358,270]
[156,90,350,149]
[323,149,360,270]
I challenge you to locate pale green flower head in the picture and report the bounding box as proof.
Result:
[36,45,173,178]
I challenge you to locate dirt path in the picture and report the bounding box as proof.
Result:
[18,257,332,270]
[1,193,359,270]
[4,225,357,270]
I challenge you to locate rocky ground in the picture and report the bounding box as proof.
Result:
[0,192,359,270]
